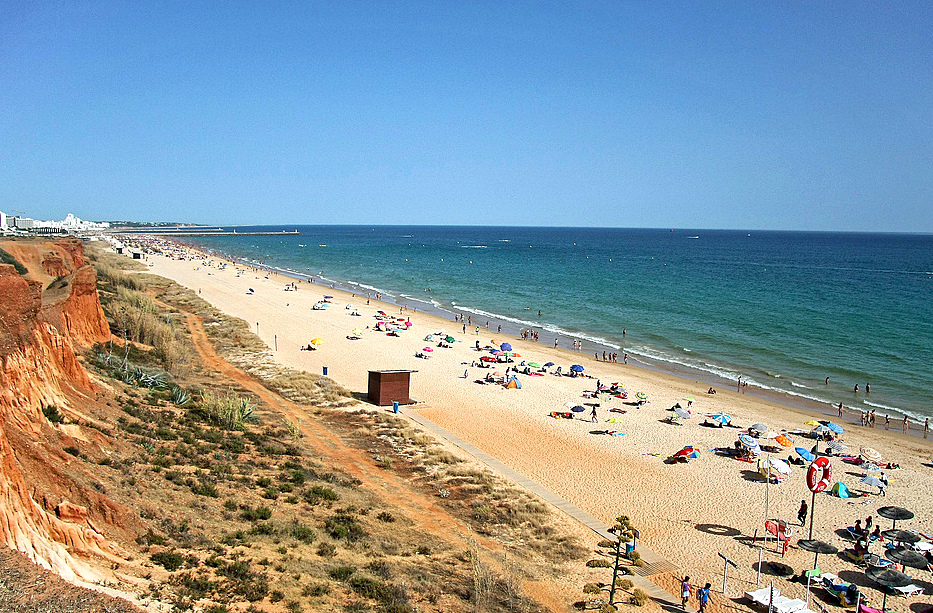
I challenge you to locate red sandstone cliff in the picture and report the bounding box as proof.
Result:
[0,241,125,583]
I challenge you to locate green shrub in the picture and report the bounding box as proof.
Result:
[586,559,612,568]
[317,542,337,557]
[329,565,356,581]
[42,404,64,424]
[287,520,315,543]
[0,248,28,275]
[151,550,185,571]
[63,446,80,457]
[324,512,364,544]
[302,582,330,597]
[632,588,649,606]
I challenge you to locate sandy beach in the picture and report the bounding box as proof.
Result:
[142,245,933,611]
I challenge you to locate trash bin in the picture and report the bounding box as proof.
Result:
[393,401,399,414]
[323,366,328,376]
[625,542,635,556]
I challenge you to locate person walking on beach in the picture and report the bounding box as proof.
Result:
[903,415,909,433]
[590,405,598,423]
[885,415,890,430]
[925,418,929,439]
[623,353,628,364]
[680,576,691,609]
[798,500,808,526]
[555,338,558,348]
[697,583,711,613]
[838,403,844,418]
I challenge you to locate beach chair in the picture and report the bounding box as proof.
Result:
[892,584,924,598]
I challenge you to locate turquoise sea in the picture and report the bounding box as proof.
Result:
[182,226,933,422]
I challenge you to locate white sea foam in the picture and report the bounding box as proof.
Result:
[453,305,621,349]
[399,294,433,305]
[790,381,807,388]
[461,245,488,249]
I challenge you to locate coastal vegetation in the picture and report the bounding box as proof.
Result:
[67,243,587,611]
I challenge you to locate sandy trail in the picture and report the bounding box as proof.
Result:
[144,249,933,612]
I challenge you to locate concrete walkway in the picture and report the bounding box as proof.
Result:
[404,407,693,612]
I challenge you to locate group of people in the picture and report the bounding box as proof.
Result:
[594,350,625,363]
[681,576,711,612]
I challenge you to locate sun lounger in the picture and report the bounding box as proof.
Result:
[892,584,924,598]
[744,589,808,613]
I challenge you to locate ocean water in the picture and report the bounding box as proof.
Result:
[183,226,933,422]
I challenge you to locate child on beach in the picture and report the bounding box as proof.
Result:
[697,583,711,613]
[681,576,691,608]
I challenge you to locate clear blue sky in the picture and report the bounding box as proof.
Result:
[2,2,931,231]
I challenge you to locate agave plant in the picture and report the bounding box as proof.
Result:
[170,385,191,406]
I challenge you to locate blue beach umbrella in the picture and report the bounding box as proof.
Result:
[571,405,586,412]
[795,447,815,462]
[738,434,759,449]
[570,364,585,372]
[544,362,555,367]
[710,412,732,425]
[500,342,513,352]
[825,422,844,434]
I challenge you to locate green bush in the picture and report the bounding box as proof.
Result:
[151,550,185,571]
[63,446,80,457]
[632,588,649,606]
[42,404,64,424]
[329,565,356,581]
[586,559,612,568]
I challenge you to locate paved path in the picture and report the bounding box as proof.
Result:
[404,407,694,612]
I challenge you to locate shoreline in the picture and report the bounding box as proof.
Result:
[130,239,933,612]
[168,237,929,436]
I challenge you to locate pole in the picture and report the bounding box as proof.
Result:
[723,558,728,594]
[808,489,816,540]
[806,572,812,607]
[768,581,774,613]
[608,529,622,605]
[274,334,277,351]
[764,452,771,551]
[757,547,763,585]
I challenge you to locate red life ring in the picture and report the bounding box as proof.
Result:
[806,456,833,492]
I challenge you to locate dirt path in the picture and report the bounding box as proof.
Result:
[182,312,570,612]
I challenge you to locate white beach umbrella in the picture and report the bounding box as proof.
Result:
[768,457,792,476]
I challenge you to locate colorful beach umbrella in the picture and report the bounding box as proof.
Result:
[527,362,541,368]
[445,336,455,343]
[675,446,701,459]
[775,434,794,447]
[500,342,513,352]
[570,364,585,372]
[795,447,815,462]
[351,328,363,336]
[635,392,648,400]
[709,412,732,425]
[738,434,759,449]
[423,347,433,352]
[804,420,821,427]
[310,338,324,345]
[824,422,844,434]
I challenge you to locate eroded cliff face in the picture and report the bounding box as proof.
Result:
[0,242,125,583]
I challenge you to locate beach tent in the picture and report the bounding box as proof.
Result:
[831,482,850,498]
[505,376,522,389]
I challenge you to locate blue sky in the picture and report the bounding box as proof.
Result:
[2,2,931,231]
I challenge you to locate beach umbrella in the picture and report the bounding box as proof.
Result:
[323,295,333,299]
[824,422,844,434]
[405,321,412,326]
[760,430,780,440]
[527,362,541,368]
[673,406,691,420]
[775,434,794,447]
[682,397,695,404]
[571,405,586,413]
[709,412,732,425]
[795,447,815,462]
[423,347,433,352]
[345,303,354,309]
[570,364,585,372]
[635,392,648,400]
[768,457,792,475]
[310,338,324,345]
[512,353,522,358]
[445,336,455,343]
[544,362,555,367]
[480,356,496,362]
[675,446,700,459]
[804,420,821,427]
[877,506,914,529]
[882,530,921,545]
[888,548,928,571]
[351,328,363,336]
[811,425,830,435]
[826,441,847,453]
[500,342,512,352]
[861,475,885,488]
[424,334,434,341]
[798,539,838,569]
[490,349,502,355]
[866,566,912,612]
[860,447,883,464]
[750,423,769,433]
[739,434,759,449]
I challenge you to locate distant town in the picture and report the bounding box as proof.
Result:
[0,210,111,236]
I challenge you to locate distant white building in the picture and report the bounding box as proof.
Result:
[0,211,6,229]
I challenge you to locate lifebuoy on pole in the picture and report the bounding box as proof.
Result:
[806,456,833,492]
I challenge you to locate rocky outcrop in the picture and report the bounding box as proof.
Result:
[0,241,125,583]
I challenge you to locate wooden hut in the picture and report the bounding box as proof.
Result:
[367,369,416,406]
